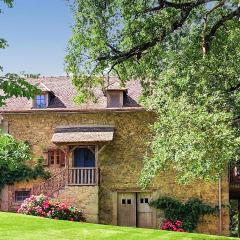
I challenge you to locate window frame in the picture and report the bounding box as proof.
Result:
[43,148,66,167]
[33,93,47,109]
[15,190,31,203]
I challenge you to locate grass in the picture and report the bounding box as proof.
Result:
[0,212,238,240]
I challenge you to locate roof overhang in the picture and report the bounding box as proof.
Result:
[51,125,114,144]
[0,107,146,114]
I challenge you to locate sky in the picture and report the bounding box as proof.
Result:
[0,0,73,76]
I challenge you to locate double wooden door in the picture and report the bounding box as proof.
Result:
[117,192,153,228]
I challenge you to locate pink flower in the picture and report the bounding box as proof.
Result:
[43,202,49,209]
[17,208,22,214]
[175,220,182,227]
[162,225,167,230]
[30,195,35,201]
[161,219,184,232]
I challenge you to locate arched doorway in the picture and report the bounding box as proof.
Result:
[73,147,95,167]
[69,147,97,185]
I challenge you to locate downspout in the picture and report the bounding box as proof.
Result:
[218,175,222,235]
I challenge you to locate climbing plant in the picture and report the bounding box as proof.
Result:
[150,196,217,232]
[0,133,50,190]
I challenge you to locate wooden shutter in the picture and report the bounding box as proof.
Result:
[43,150,49,166]
[60,150,66,167]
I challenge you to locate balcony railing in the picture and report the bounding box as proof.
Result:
[68,167,98,186]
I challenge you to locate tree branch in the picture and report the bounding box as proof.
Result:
[228,83,240,92]
[98,6,192,65]
[97,0,239,75]
[204,6,240,53]
[145,0,215,12]
[202,0,226,55]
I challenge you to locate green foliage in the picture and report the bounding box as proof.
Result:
[229,200,239,237]
[2,0,14,7]
[66,0,240,186]
[150,197,217,232]
[0,134,50,190]
[20,72,41,79]
[139,93,239,185]
[0,74,39,105]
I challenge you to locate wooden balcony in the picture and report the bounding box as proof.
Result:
[68,167,98,186]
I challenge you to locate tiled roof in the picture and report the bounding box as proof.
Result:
[52,125,114,143]
[0,76,143,112]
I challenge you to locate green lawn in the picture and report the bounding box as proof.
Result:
[0,212,237,240]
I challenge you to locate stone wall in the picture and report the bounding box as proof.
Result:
[1,111,230,235]
[58,186,99,223]
[4,179,41,212]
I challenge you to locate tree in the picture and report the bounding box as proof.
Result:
[0,133,49,190]
[66,0,240,186]
[0,0,38,106]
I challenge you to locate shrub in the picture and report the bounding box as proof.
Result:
[0,134,50,190]
[161,219,184,232]
[18,194,85,222]
[150,197,217,232]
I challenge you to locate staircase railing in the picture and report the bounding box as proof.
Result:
[32,167,99,197]
[32,168,68,197]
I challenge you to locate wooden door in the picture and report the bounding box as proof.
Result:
[137,192,153,228]
[118,193,136,227]
[73,148,95,167]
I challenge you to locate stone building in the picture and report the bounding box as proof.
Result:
[0,76,234,236]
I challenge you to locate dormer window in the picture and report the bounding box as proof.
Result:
[33,82,52,109]
[106,89,126,108]
[35,95,46,108]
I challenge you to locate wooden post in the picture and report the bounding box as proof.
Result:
[238,199,240,238]
[218,176,222,235]
[65,146,70,185]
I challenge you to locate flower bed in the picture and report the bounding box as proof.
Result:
[18,194,85,222]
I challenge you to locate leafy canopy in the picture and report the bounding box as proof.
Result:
[0,0,39,106]
[66,0,240,186]
[0,133,50,190]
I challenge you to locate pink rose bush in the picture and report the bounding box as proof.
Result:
[161,219,184,232]
[18,194,85,222]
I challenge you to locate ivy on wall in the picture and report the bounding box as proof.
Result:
[0,134,50,190]
[150,196,217,232]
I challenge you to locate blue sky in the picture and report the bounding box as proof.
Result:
[0,0,73,76]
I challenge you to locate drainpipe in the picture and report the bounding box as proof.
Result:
[218,175,222,235]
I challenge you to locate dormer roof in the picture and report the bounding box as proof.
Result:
[36,82,52,93]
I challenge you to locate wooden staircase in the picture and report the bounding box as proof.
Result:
[32,168,68,197]
[32,167,99,197]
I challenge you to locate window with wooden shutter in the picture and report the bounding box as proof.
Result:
[43,148,66,167]
[49,150,55,165]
